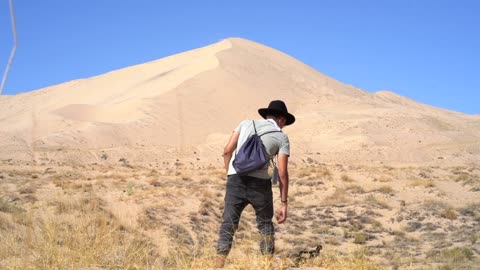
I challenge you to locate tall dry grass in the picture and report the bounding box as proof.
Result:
[0,192,382,270]
[0,195,162,269]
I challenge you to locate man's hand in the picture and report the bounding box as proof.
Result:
[276,203,288,224]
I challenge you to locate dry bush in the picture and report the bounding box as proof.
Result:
[23,194,38,203]
[353,232,368,244]
[372,176,392,182]
[440,208,458,220]
[52,177,72,189]
[383,165,395,171]
[364,195,391,210]
[321,188,350,206]
[198,199,216,217]
[471,234,479,245]
[2,169,41,179]
[18,184,37,194]
[454,172,480,191]
[150,178,162,187]
[49,196,103,215]
[147,169,159,177]
[0,197,24,214]
[137,205,174,229]
[209,168,225,179]
[340,174,355,182]
[310,247,380,270]
[295,165,332,179]
[0,212,14,230]
[50,170,85,182]
[422,200,450,214]
[371,185,394,195]
[345,184,366,194]
[0,202,161,269]
[199,178,210,185]
[409,178,435,188]
[459,203,480,222]
[426,246,475,268]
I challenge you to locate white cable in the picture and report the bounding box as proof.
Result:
[0,0,17,95]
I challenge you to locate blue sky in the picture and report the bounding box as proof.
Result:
[1,0,479,114]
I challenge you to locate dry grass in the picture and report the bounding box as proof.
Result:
[364,195,391,210]
[426,246,475,268]
[353,232,368,245]
[440,208,458,220]
[340,174,355,182]
[320,188,350,206]
[370,185,394,195]
[345,184,366,194]
[453,171,480,191]
[1,164,479,269]
[0,197,161,269]
[372,176,392,182]
[0,197,24,214]
[409,178,436,188]
[422,199,450,214]
[295,165,332,180]
[459,203,480,222]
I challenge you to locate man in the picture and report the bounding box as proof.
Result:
[215,100,295,267]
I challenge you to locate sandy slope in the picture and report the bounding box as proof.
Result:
[0,38,478,167]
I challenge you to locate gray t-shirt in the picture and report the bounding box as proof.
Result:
[228,119,290,179]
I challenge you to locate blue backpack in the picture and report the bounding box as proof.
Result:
[233,120,281,176]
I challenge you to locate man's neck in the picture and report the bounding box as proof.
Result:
[266,118,282,131]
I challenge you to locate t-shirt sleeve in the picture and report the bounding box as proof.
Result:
[279,135,290,156]
[234,120,251,133]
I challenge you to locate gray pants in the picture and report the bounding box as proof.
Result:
[216,174,275,256]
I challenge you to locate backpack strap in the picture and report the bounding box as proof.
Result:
[236,120,282,154]
[257,120,282,163]
[234,120,258,158]
[259,130,282,137]
[252,119,283,137]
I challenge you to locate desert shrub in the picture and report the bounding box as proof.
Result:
[422,200,450,215]
[0,197,24,214]
[458,203,480,222]
[371,185,394,195]
[321,188,350,206]
[296,165,332,180]
[345,184,366,194]
[440,209,458,220]
[354,232,368,244]
[341,174,355,182]
[428,247,474,264]
[18,184,36,194]
[150,178,162,187]
[364,195,391,209]
[0,204,161,269]
[409,179,435,188]
[373,176,392,182]
[0,213,14,230]
[454,172,480,191]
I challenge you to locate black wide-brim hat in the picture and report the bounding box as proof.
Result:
[258,100,295,125]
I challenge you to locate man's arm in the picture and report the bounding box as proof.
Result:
[223,131,240,172]
[276,153,289,224]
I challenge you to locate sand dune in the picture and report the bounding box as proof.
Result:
[0,37,478,167]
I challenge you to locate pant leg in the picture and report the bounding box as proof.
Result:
[246,177,275,255]
[216,175,248,256]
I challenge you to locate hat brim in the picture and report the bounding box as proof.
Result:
[258,108,295,125]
